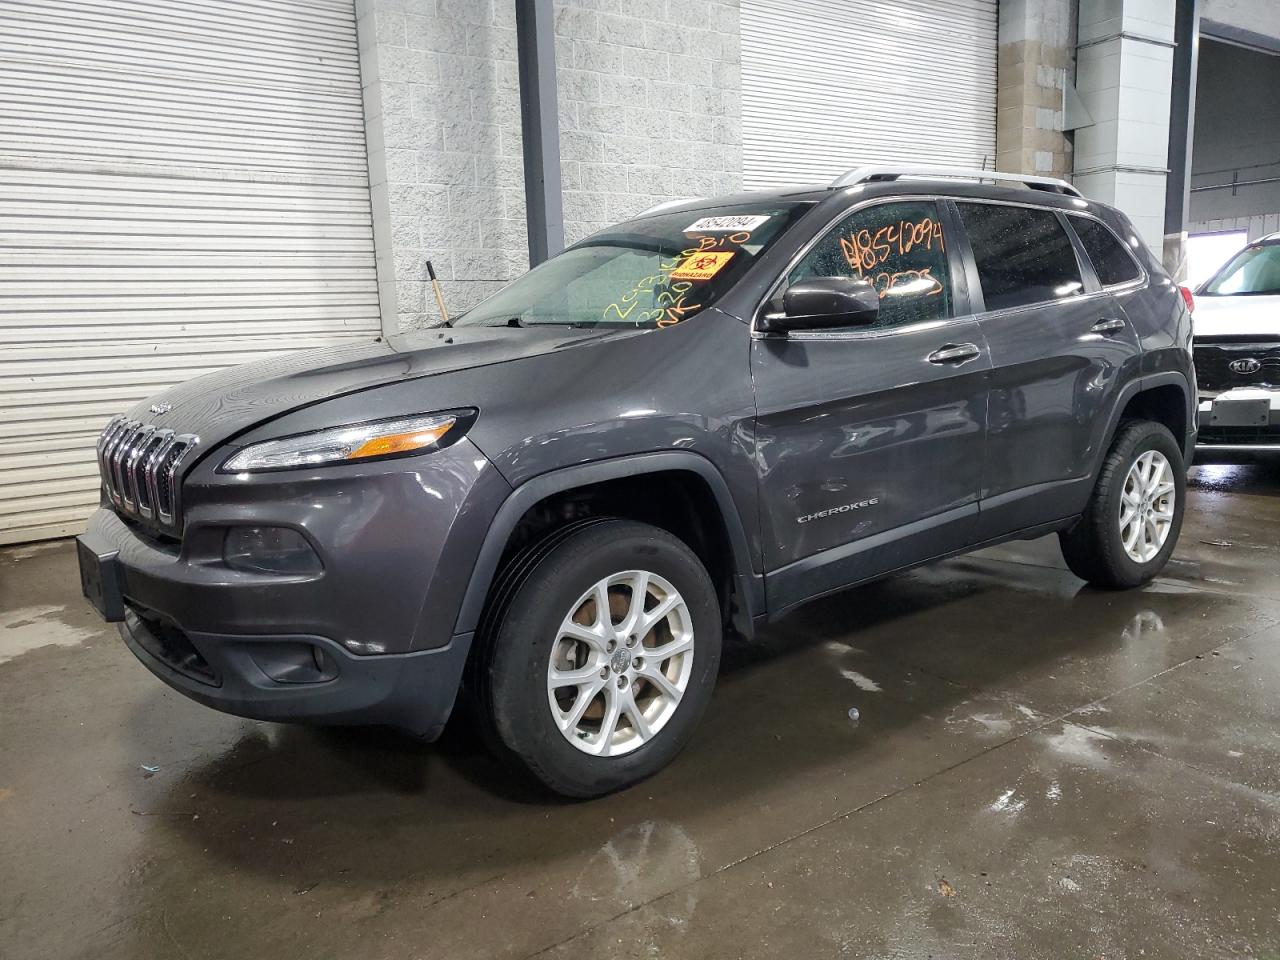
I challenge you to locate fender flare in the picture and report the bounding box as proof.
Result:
[1095,371,1195,472]
[453,451,764,639]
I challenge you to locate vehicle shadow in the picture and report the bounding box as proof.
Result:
[123,544,1221,898]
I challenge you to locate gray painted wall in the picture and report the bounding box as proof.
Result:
[357,0,742,332]
[1188,38,1280,225]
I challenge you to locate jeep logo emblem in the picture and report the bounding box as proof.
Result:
[1230,358,1262,374]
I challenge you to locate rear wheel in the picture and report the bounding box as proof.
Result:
[479,519,721,798]
[1059,419,1185,589]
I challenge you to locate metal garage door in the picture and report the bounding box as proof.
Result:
[741,0,999,189]
[0,0,380,545]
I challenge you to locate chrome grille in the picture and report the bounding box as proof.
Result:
[96,415,199,531]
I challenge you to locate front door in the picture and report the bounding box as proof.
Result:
[950,201,1144,539]
[751,199,990,616]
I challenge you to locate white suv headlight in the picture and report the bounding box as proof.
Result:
[221,413,463,473]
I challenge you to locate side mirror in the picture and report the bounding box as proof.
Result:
[761,277,881,333]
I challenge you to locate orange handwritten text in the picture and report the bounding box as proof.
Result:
[839,218,945,275]
[870,268,944,299]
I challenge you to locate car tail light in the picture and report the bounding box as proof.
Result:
[1179,285,1195,314]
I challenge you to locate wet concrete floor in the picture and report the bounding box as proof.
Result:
[4,462,1280,959]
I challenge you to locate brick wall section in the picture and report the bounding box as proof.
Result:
[357,0,743,331]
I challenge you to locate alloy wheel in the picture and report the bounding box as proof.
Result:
[546,570,695,757]
[1119,449,1176,563]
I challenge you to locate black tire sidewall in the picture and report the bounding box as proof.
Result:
[485,520,721,798]
[1096,422,1186,585]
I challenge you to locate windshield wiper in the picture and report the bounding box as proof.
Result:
[501,316,596,328]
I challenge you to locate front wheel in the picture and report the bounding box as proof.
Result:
[479,519,721,798]
[1059,419,1186,589]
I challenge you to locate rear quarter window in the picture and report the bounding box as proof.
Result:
[956,202,1085,312]
[1071,216,1143,287]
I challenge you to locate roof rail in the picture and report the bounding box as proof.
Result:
[830,165,1083,198]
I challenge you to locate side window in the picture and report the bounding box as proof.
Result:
[956,203,1085,312]
[1071,216,1143,287]
[788,200,952,329]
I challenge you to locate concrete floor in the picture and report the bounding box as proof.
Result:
[4,464,1280,959]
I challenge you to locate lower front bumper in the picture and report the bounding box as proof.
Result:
[77,513,476,740]
[119,608,473,739]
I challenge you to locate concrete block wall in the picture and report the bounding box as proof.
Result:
[553,0,742,246]
[358,0,743,331]
[357,0,528,331]
[996,0,1076,178]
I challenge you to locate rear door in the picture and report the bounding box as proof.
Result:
[751,198,990,615]
[953,201,1143,539]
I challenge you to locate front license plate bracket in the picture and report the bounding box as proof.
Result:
[77,533,125,622]
[1209,397,1270,428]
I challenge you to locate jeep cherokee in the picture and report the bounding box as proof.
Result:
[77,166,1196,797]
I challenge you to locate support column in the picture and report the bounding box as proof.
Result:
[1162,0,1201,280]
[1072,0,1177,257]
[996,0,1077,178]
[515,0,564,267]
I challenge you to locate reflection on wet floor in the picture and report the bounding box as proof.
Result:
[4,463,1280,959]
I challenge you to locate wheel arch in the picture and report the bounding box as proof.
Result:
[1098,372,1195,473]
[453,452,764,642]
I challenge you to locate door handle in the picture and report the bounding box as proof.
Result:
[1090,317,1127,334]
[927,342,981,365]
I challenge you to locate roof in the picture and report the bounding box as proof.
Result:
[633,167,1099,222]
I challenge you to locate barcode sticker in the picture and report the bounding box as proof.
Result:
[683,215,771,233]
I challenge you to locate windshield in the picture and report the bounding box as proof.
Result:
[1202,242,1280,296]
[456,201,812,328]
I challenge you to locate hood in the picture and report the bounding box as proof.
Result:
[127,324,643,450]
[1193,293,1280,340]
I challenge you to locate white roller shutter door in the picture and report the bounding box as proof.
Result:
[741,0,999,189]
[0,0,380,545]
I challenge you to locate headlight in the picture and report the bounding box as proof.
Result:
[221,412,466,473]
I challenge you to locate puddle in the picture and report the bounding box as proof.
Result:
[2,541,66,563]
[0,605,96,665]
[838,668,882,692]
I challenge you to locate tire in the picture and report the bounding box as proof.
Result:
[1059,419,1186,589]
[478,519,721,798]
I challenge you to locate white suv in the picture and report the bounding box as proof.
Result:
[1193,233,1280,455]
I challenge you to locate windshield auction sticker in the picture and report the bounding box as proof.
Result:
[683,215,770,233]
[670,251,735,281]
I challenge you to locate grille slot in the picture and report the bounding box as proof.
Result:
[96,415,198,532]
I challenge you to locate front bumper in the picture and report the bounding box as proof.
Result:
[1196,387,1280,453]
[117,603,471,738]
[76,438,510,737]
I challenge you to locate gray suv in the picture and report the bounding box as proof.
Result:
[77,166,1196,797]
